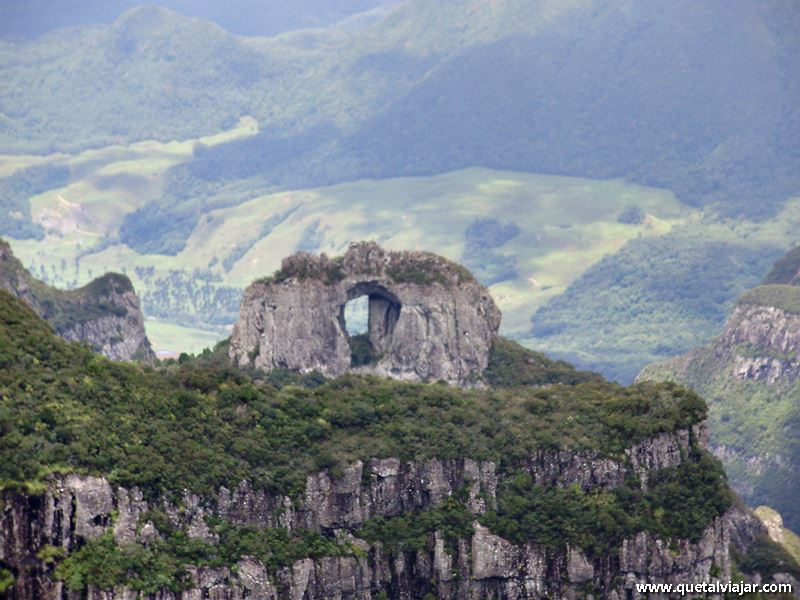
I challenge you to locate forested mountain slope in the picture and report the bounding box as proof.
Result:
[526,205,800,383]
[2,287,797,598]
[639,247,800,532]
[2,0,797,227]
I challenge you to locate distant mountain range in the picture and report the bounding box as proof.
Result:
[0,0,402,39]
[2,0,798,226]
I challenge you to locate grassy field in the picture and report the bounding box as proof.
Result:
[180,169,692,334]
[145,319,227,357]
[2,130,696,354]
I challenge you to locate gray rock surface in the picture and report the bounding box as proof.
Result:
[229,242,501,384]
[4,428,779,599]
[723,304,800,385]
[0,239,154,362]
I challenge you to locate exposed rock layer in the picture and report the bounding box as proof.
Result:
[722,304,800,385]
[230,242,501,384]
[0,239,153,362]
[638,296,800,531]
[2,426,761,600]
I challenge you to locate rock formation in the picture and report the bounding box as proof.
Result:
[3,427,771,600]
[638,272,800,531]
[722,303,800,385]
[0,238,154,362]
[230,242,501,384]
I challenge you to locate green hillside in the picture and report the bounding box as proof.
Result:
[527,207,800,382]
[5,117,797,371]
[2,142,693,353]
[638,247,800,530]
[738,285,800,315]
[0,287,748,594]
[2,0,797,227]
[640,351,800,532]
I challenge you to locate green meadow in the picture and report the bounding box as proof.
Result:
[2,129,696,354]
[194,169,690,333]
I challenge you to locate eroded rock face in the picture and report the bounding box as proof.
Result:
[3,430,768,600]
[52,274,154,362]
[229,242,501,384]
[637,296,800,530]
[723,304,800,385]
[0,239,154,362]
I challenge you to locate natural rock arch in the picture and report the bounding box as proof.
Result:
[341,281,401,359]
[229,242,501,384]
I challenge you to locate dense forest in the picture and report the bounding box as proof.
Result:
[2,289,765,594]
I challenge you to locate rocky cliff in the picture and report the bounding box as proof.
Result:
[3,247,797,599]
[1,427,747,600]
[638,279,800,532]
[0,238,153,362]
[230,242,501,385]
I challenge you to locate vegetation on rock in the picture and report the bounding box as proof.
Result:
[529,223,788,382]
[482,449,732,552]
[55,520,352,593]
[738,285,800,315]
[763,246,800,285]
[1,288,707,499]
[639,246,800,530]
[0,289,752,595]
[349,333,380,367]
[0,239,153,360]
[484,337,602,387]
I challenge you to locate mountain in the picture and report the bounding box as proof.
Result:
[118,0,800,254]
[3,0,798,381]
[0,6,279,153]
[0,238,153,361]
[0,0,401,40]
[1,0,797,235]
[0,269,797,598]
[638,247,800,532]
[329,0,800,215]
[526,218,794,383]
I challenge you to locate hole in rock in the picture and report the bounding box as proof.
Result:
[342,285,401,367]
[343,295,369,336]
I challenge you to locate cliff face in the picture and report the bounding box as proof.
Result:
[722,304,800,385]
[230,242,501,385]
[2,427,737,600]
[638,289,800,531]
[47,274,154,363]
[0,239,153,362]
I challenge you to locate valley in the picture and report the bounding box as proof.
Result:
[2,132,695,355]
